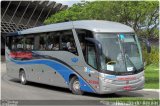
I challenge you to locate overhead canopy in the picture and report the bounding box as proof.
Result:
[1,1,68,33]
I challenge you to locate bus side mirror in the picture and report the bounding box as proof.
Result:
[138,37,151,53]
[145,39,151,53]
[85,38,103,55]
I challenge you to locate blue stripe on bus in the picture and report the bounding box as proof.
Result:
[9,58,95,93]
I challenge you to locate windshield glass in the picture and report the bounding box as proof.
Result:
[95,33,143,73]
[120,33,143,71]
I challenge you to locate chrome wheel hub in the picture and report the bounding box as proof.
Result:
[73,80,80,91]
[21,74,25,82]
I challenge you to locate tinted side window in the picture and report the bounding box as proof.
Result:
[38,32,60,51]
[61,30,78,55]
[87,44,97,69]
[24,36,34,50]
[11,36,24,50]
[39,34,47,50]
[6,36,12,49]
[76,29,94,56]
[8,35,35,51]
[76,29,98,69]
[47,32,60,50]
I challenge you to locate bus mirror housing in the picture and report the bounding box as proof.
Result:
[85,38,103,55]
[146,39,151,53]
[138,38,151,53]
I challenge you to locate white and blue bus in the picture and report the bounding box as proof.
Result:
[6,20,151,95]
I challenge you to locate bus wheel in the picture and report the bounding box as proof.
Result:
[69,76,83,95]
[19,70,27,85]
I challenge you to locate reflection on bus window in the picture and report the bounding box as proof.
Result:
[39,35,46,50]
[87,44,97,69]
[24,37,34,50]
[61,30,77,55]
[47,32,60,50]
[11,37,24,50]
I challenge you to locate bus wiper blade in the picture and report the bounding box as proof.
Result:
[125,53,137,71]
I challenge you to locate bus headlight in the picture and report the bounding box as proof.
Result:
[103,78,113,83]
[139,76,144,81]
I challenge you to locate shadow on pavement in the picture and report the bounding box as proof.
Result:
[9,78,144,98]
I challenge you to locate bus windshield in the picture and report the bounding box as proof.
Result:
[95,33,143,73]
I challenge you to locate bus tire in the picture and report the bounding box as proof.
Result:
[69,76,83,95]
[19,70,27,85]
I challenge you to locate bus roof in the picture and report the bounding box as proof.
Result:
[13,20,135,35]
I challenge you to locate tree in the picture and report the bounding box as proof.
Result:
[44,1,159,38]
[109,1,159,38]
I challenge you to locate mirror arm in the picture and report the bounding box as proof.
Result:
[85,37,103,70]
[85,38,103,55]
[138,37,151,53]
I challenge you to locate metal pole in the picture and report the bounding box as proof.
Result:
[17,1,31,26]
[60,5,68,11]
[43,2,56,22]
[52,4,62,15]
[2,1,11,20]
[26,2,39,26]
[9,1,22,23]
[34,6,45,26]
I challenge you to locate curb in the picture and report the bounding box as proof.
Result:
[142,89,160,92]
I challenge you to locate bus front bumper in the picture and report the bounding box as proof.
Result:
[98,75,145,94]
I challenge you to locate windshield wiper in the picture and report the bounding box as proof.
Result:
[124,53,137,71]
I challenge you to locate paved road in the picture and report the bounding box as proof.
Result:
[1,63,159,105]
